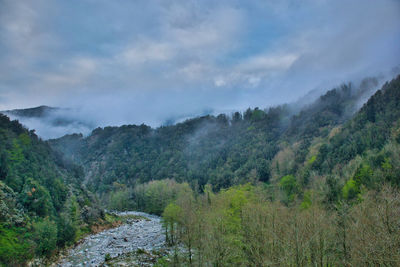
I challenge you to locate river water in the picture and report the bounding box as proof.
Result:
[55,211,165,267]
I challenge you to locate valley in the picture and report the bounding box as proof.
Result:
[1,1,399,265]
[1,75,399,266]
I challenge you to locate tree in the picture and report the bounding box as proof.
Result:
[280,175,298,202]
[33,218,58,256]
[162,203,182,246]
[21,178,53,217]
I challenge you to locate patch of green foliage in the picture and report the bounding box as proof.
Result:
[0,224,31,266]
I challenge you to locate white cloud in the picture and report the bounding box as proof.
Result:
[248,76,261,87]
[179,63,210,80]
[118,41,174,65]
[214,77,227,87]
[238,54,299,73]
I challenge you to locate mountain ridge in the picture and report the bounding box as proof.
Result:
[49,75,400,199]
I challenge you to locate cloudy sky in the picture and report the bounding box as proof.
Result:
[0,0,399,131]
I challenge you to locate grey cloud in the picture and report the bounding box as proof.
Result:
[0,0,399,138]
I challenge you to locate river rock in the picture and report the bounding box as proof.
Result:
[55,211,165,267]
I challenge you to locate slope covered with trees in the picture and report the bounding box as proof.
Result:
[49,76,395,201]
[0,115,103,266]
[155,75,400,266]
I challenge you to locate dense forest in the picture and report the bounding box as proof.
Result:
[1,75,399,266]
[0,115,104,266]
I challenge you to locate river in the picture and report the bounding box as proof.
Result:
[55,211,166,266]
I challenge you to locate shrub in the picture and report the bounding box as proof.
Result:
[0,224,32,265]
[33,218,58,256]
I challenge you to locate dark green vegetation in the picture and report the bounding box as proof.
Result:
[0,115,104,266]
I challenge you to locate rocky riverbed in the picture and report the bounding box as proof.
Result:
[55,211,166,267]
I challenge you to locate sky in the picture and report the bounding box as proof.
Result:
[0,0,399,136]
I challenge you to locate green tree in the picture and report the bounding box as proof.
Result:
[33,218,58,256]
[162,203,182,246]
[0,224,31,265]
[280,175,298,202]
[21,179,53,217]
[342,178,360,201]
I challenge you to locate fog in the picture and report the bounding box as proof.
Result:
[2,109,94,139]
[0,0,399,139]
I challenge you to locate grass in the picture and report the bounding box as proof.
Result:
[104,213,149,224]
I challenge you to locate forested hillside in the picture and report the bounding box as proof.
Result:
[0,115,103,266]
[49,76,397,199]
[155,75,400,266]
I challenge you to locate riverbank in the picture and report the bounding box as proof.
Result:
[53,211,166,266]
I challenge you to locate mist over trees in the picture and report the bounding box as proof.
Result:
[49,76,400,196]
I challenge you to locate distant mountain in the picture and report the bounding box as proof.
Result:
[1,106,94,139]
[1,105,58,118]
